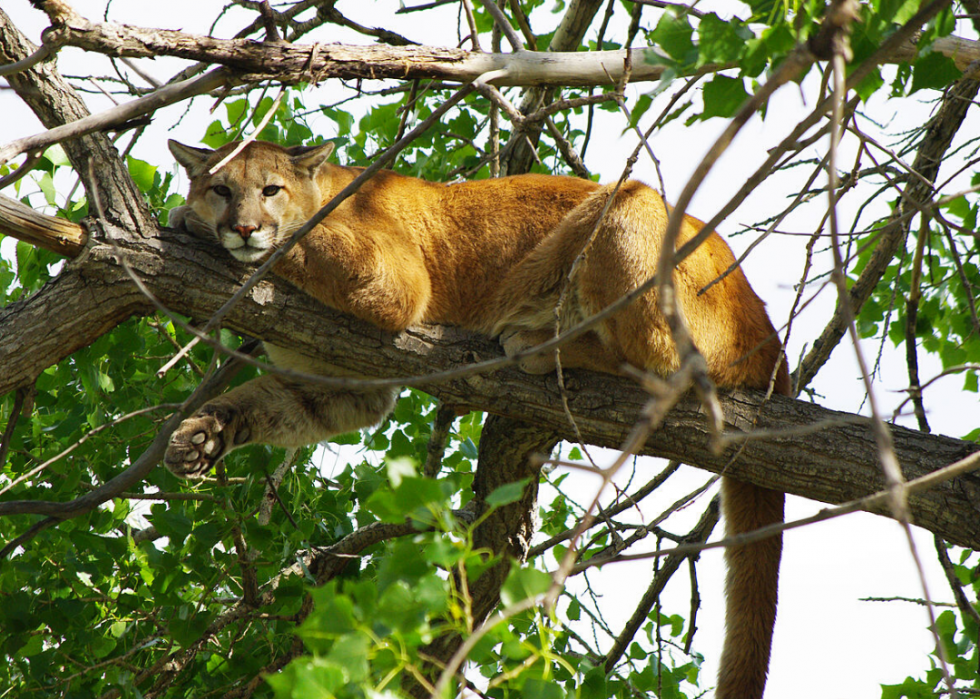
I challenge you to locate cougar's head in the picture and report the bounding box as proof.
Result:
[168,139,335,263]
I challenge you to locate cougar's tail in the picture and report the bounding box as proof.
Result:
[716,478,785,699]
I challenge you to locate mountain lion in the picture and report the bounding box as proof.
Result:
[165,138,789,699]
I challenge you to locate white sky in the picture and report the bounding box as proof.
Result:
[3,1,979,697]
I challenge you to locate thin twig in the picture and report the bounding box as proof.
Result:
[423,403,457,478]
[0,68,229,167]
[905,212,932,432]
[0,40,60,77]
[527,461,681,558]
[0,150,43,191]
[0,385,31,472]
[603,497,719,673]
[259,448,300,528]
[934,536,980,628]
[624,0,706,19]
[586,448,980,569]
[474,0,525,52]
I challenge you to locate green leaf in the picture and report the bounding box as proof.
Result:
[500,566,552,607]
[267,655,345,698]
[301,584,357,641]
[376,580,432,633]
[127,156,158,194]
[16,634,44,658]
[566,596,581,621]
[743,22,796,77]
[965,370,978,393]
[523,678,566,699]
[97,371,115,393]
[878,0,920,25]
[377,538,433,591]
[322,107,355,136]
[936,609,957,641]
[169,607,213,648]
[326,634,370,684]
[364,476,451,522]
[385,456,416,487]
[910,51,962,94]
[944,196,974,224]
[485,478,530,507]
[225,99,249,130]
[744,0,778,19]
[696,14,751,68]
[650,13,695,63]
[629,93,653,128]
[38,172,57,207]
[701,76,750,119]
[202,120,231,148]
[459,437,479,459]
[580,665,608,699]
[880,677,938,699]
[909,52,963,94]
[43,144,70,168]
[421,535,466,567]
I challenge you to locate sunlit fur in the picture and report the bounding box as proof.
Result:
[166,139,790,698]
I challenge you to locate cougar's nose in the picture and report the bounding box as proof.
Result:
[233,224,257,240]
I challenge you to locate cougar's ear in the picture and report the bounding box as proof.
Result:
[287,141,335,175]
[168,140,215,178]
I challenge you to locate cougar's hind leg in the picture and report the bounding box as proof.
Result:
[567,180,681,375]
[165,376,397,478]
[491,181,672,376]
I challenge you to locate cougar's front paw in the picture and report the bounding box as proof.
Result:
[500,329,555,375]
[165,411,250,478]
[167,204,192,231]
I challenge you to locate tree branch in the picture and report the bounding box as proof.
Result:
[796,63,980,388]
[0,193,87,256]
[0,6,148,230]
[26,17,673,86]
[1,223,978,548]
[11,8,978,92]
[0,68,228,167]
[603,496,720,673]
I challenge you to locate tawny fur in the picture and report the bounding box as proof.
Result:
[166,139,789,699]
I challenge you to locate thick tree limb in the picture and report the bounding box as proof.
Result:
[0,261,147,392]
[33,15,672,87]
[12,7,980,92]
[1,224,978,549]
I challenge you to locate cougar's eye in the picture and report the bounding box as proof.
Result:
[262,185,282,197]
[212,184,231,197]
